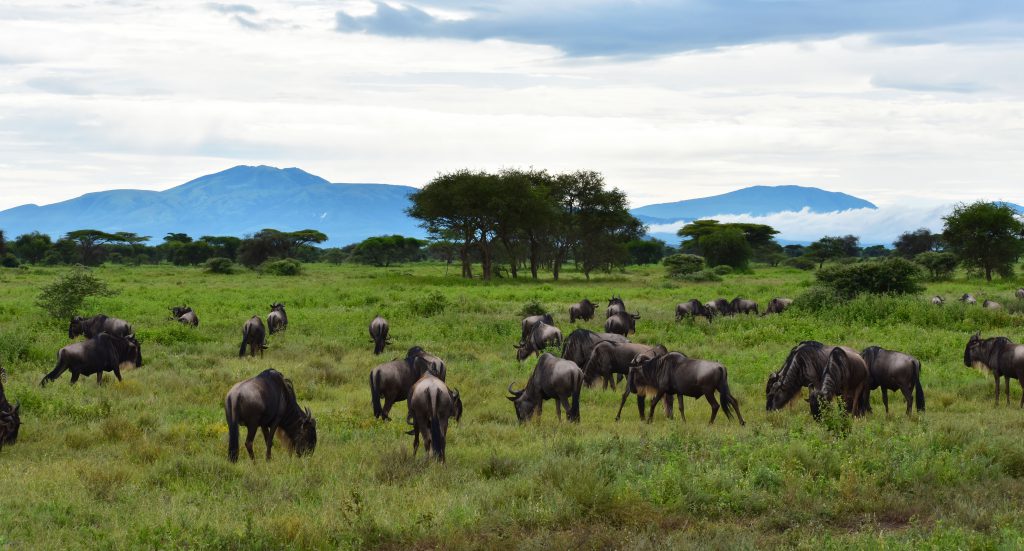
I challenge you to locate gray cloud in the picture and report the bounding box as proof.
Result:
[206,3,257,15]
[871,76,986,94]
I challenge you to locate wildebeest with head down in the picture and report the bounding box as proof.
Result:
[960,293,977,305]
[606,296,626,318]
[604,311,640,337]
[808,347,869,418]
[405,374,462,462]
[369,346,446,420]
[860,346,924,415]
[675,299,712,322]
[40,332,141,385]
[267,303,288,334]
[171,306,199,327]
[520,314,554,343]
[508,353,583,422]
[583,341,659,390]
[515,322,563,362]
[704,298,732,317]
[983,300,1002,310]
[765,341,835,411]
[224,369,317,462]
[569,299,596,323]
[68,314,132,339]
[560,328,629,368]
[369,315,391,356]
[764,297,793,315]
[964,333,1024,407]
[730,297,759,315]
[239,316,267,358]
[931,296,945,306]
[0,366,21,451]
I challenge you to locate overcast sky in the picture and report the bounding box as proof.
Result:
[1,0,1022,224]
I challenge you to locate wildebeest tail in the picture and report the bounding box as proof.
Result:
[569,371,582,422]
[225,395,240,462]
[238,325,249,357]
[914,360,925,412]
[370,370,383,419]
[428,387,444,462]
[717,366,736,421]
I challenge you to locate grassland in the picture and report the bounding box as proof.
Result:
[2,262,1024,549]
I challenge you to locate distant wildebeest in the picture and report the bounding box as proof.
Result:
[370,346,446,421]
[515,322,563,362]
[675,299,712,322]
[730,297,759,315]
[964,333,1024,407]
[604,311,640,337]
[765,341,835,412]
[405,375,462,462]
[171,306,199,327]
[959,293,977,305]
[267,303,288,334]
[860,346,924,415]
[369,315,391,356]
[520,313,554,343]
[40,332,142,385]
[239,316,267,358]
[764,297,793,315]
[606,296,626,318]
[560,328,629,368]
[808,347,869,418]
[68,314,132,339]
[507,353,583,422]
[0,366,21,451]
[617,346,745,425]
[983,300,1002,310]
[1017,288,1024,300]
[704,298,732,317]
[583,341,660,390]
[931,296,945,306]
[569,299,596,323]
[224,369,317,462]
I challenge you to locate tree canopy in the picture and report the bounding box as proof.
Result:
[942,201,1024,281]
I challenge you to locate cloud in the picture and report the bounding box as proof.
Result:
[206,3,257,15]
[871,76,986,94]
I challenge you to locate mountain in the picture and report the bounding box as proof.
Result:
[0,166,424,246]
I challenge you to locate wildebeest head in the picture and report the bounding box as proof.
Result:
[0,402,20,448]
[513,342,532,363]
[629,344,670,369]
[450,388,463,423]
[293,407,317,456]
[507,383,536,422]
[766,341,826,411]
[170,306,192,318]
[270,302,286,312]
[68,316,86,339]
[964,331,982,368]
[607,296,623,307]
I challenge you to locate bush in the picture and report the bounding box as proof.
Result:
[260,258,303,276]
[1,253,19,268]
[36,268,117,320]
[915,251,958,280]
[785,257,816,271]
[663,254,704,278]
[793,286,838,312]
[517,300,548,318]
[410,291,448,317]
[677,269,722,282]
[712,265,733,275]
[816,257,923,299]
[203,257,235,274]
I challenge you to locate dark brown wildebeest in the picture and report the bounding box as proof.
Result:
[239,316,267,358]
[730,297,759,315]
[171,306,199,327]
[808,347,869,418]
[964,333,1024,407]
[983,300,1002,310]
[930,296,945,306]
[520,313,554,343]
[560,329,629,368]
[765,341,835,411]
[369,315,391,356]
[704,298,732,317]
[224,369,317,462]
[267,303,288,334]
[369,346,446,420]
[860,346,924,415]
[569,299,596,323]
[606,296,626,318]
[515,322,563,362]
[40,332,142,385]
[0,366,21,451]
[604,311,640,337]
[617,347,745,425]
[1017,288,1024,300]
[68,314,132,339]
[405,374,462,462]
[508,353,583,422]
[764,297,793,315]
[583,341,659,390]
[675,299,712,322]
[959,293,977,305]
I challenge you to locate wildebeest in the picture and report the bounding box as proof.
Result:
[583,341,660,390]
[569,299,596,323]
[860,346,924,415]
[370,346,446,420]
[764,297,793,315]
[617,347,745,425]
[959,293,977,305]
[224,369,317,462]
[515,322,563,362]
[405,374,462,462]
[171,306,199,327]
[931,296,945,306]
[606,296,626,318]
[40,332,142,385]
[604,311,640,337]
[520,313,554,343]
[267,303,288,334]
[507,353,583,422]
[730,297,759,315]
[560,329,629,368]
[964,333,1024,407]
[808,347,869,418]
[1017,288,1024,300]
[0,366,20,450]
[369,315,391,356]
[765,341,835,411]
[239,316,267,358]
[675,299,712,322]
[983,300,1002,310]
[704,298,732,317]
[68,314,132,339]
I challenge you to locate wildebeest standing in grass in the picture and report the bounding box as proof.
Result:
[369,315,391,355]
[606,296,626,318]
[171,306,199,327]
[960,293,977,305]
[704,298,732,317]
[860,346,924,415]
[964,333,1024,407]
[764,297,793,315]
[69,314,133,339]
[569,299,596,323]
[239,316,267,358]
[405,374,462,462]
[370,346,446,420]
[765,341,835,411]
[730,297,759,315]
[560,329,629,368]
[1017,288,1024,300]
[0,366,21,450]
[267,303,288,334]
[520,313,554,343]
[983,300,1002,310]
[583,341,659,390]
[515,322,563,362]
[40,332,141,385]
[931,296,945,306]
[508,353,583,422]
[604,311,640,337]
[224,369,317,462]
[808,347,869,418]
[675,299,712,322]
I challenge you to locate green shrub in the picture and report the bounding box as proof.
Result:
[785,257,816,271]
[517,300,548,318]
[915,251,958,280]
[260,258,303,276]
[793,285,839,312]
[2,252,20,268]
[677,269,722,282]
[663,254,704,278]
[815,257,923,299]
[35,268,117,320]
[411,291,448,317]
[712,265,733,275]
[203,257,235,274]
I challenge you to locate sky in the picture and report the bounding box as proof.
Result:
[1,0,1023,241]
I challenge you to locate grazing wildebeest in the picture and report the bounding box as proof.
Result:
[1017,288,1024,300]
[959,293,977,305]
[765,341,835,411]
[569,299,596,323]
[964,333,1024,407]
[68,314,132,339]
[267,303,288,334]
[931,296,945,306]
[730,297,759,315]
[405,375,462,462]
[560,329,629,368]
[40,332,141,385]
[583,341,660,390]
[675,299,712,322]
[0,366,21,451]
[606,296,626,318]
[704,298,732,317]
[224,369,317,462]
[808,347,869,418]
[239,316,267,358]
[520,313,555,343]
[604,311,640,337]
[617,347,745,425]
[764,297,794,315]
[860,346,924,415]
[507,353,583,422]
[369,346,446,420]
[983,300,1002,310]
[369,315,391,356]
[171,306,199,327]
[515,322,563,362]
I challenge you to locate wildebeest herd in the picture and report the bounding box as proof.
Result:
[2,291,1023,467]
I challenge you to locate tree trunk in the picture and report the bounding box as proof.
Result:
[986,265,993,282]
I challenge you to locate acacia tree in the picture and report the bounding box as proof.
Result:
[64,230,147,266]
[677,220,777,268]
[805,235,860,268]
[942,201,1024,281]
[894,228,941,258]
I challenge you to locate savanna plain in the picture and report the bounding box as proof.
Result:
[2,262,1024,550]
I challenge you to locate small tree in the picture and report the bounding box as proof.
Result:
[915,252,958,280]
[700,228,751,269]
[36,268,116,320]
[204,257,236,274]
[663,254,704,278]
[894,228,941,258]
[806,235,860,268]
[815,258,923,298]
[942,201,1024,281]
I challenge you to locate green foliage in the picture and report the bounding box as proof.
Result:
[712,264,733,275]
[35,267,116,319]
[805,235,860,267]
[662,254,704,277]
[915,251,959,280]
[321,248,348,264]
[785,257,816,271]
[677,220,776,269]
[260,258,303,276]
[942,201,1024,281]
[894,228,941,258]
[816,257,923,298]
[517,300,548,317]
[237,229,328,267]
[1,252,18,268]
[10,231,53,264]
[677,269,722,282]
[349,235,425,267]
[410,290,448,317]
[816,397,852,439]
[700,227,752,268]
[625,238,666,265]
[203,257,236,274]
[792,285,839,312]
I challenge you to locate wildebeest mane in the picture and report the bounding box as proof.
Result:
[769,341,828,408]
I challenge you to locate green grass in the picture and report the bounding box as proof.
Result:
[2,263,1024,549]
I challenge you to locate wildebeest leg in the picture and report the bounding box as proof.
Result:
[1019,378,1024,408]
[705,391,720,425]
[556,399,563,421]
[1006,377,1011,406]
[636,395,645,420]
[647,392,664,423]
[70,371,81,384]
[261,426,273,461]
[678,397,685,422]
[994,374,1001,405]
[381,397,395,421]
[96,370,103,385]
[881,388,889,414]
[244,426,257,460]
[615,387,632,421]
[901,386,913,416]
[665,394,674,419]
[411,425,420,457]
[113,367,122,382]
